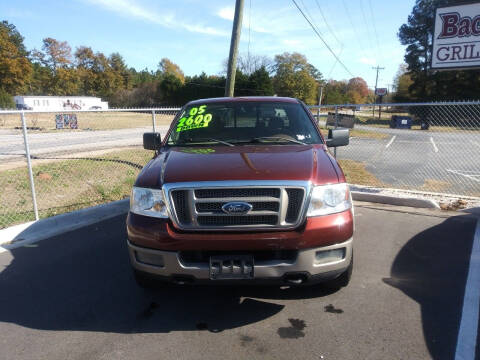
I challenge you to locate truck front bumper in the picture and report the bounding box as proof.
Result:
[127,237,352,285]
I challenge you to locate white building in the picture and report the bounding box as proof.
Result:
[14,96,109,111]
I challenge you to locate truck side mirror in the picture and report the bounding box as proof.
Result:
[326,128,349,147]
[143,132,161,150]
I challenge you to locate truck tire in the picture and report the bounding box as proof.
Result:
[324,254,353,289]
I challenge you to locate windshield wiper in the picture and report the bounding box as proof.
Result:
[178,138,235,147]
[253,136,307,145]
[207,138,235,147]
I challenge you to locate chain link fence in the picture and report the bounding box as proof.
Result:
[1,102,479,229]
[310,102,480,198]
[0,108,179,228]
[0,114,35,227]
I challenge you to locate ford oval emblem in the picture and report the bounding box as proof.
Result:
[222,202,253,215]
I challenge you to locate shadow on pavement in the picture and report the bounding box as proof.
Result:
[0,214,333,334]
[383,214,479,360]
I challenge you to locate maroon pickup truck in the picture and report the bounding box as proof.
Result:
[127,96,353,288]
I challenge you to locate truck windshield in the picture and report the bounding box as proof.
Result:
[167,101,322,146]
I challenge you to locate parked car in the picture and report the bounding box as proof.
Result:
[127,97,353,288]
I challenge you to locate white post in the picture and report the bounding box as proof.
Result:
[334,106,339,159]
[317,86,323,122]
[21,112,39,221]
[152,110,156,133]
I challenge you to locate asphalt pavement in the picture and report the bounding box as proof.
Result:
[0,126,170,163]
[0,204,478,360]
[337,125,480,195]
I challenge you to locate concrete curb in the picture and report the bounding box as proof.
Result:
[0,199,129,253]
[352,191,440,209]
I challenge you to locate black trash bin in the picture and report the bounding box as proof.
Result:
[391,116,412,129]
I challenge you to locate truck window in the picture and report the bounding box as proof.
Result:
[167,101,322,146]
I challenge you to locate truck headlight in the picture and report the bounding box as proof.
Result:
[306,183,352,217]
[130,187,168,218]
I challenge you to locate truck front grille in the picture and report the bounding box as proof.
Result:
[197,215,278,226]
[195,188,280,198]
[285,189,305,223]
[171,190,189,223]
[166,181,309,231]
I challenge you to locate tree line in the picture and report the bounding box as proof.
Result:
[0,20,376,109]
[3,0,477,110]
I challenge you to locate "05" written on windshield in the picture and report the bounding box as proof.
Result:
[176,105,212,132]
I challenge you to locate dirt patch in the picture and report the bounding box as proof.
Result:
[37,171,52,181]
[0,112,175,131]
[338,159,384,187]
[420,179,451,193]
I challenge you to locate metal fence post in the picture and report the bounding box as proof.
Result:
[152,110,156,133]
[334,105,338,158]
[21,112,39,221]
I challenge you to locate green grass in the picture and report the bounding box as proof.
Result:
[348,129,389,139]
[0,148,153,229]
[320,127,389,140]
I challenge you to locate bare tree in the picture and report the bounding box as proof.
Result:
[221,53,273,75]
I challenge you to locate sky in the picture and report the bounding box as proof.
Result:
[1,0,416,91]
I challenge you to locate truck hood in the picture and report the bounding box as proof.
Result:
[135,145,340,188]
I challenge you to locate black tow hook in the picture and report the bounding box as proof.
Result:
[172,275,194,285]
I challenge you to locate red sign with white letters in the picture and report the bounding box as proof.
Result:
[432,3,480,69]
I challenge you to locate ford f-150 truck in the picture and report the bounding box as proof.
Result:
[127,96,353,288]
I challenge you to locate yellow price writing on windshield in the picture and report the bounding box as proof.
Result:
[188,105,207,116]
[177,105,212,132]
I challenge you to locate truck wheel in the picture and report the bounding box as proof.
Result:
[324,254,353,289]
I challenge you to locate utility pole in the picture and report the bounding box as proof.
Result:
[225,0,244,97]
[372,65,384,117]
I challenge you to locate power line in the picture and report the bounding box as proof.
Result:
[359,0,376,61]
[291,0,354,78]
[314,0,342,46]
[341,0,368,59]
[297,0,344,79]
[367,0,381,62]
[299,0,324,37]
[328,45,344,78]
[313,0,344,79]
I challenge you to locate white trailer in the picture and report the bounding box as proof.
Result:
[14,96,109,111]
